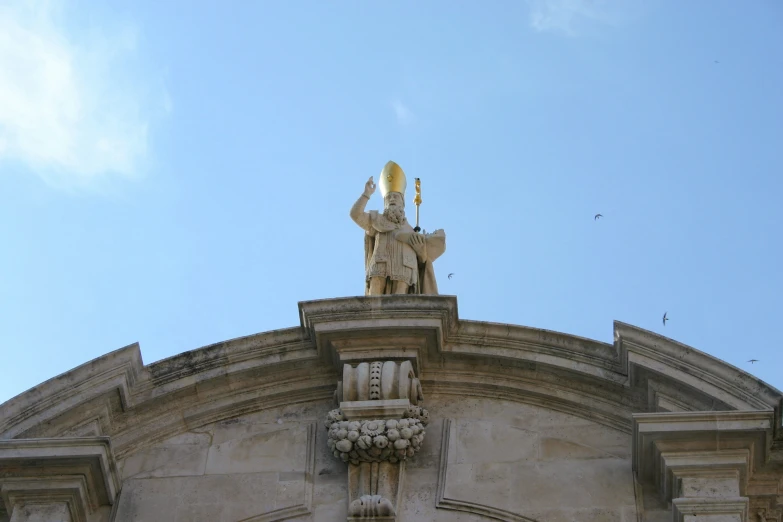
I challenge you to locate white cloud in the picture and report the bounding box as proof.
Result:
[391,100,414,126]
[0,1,166,186]
[526,0,640,36]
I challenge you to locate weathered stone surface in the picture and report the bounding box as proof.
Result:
[431,408,638,521]
[9,503,72,522]
[0,296,780,521]
[112,416,317,521]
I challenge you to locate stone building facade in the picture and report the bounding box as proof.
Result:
[0,296,781,521]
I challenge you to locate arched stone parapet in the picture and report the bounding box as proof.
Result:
[1,296,780,457]
[0,296,781,521]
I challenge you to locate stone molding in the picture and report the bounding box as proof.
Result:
[1,296,781,462]
[0,437,120,522]
[617,323,782,414]
[672,497,749,521]
[300,297,781,418]
[632,411,773,483]
[0,344,143,440]
[340,400,412,420]
[633,411,780,520]
[2,478,88,522]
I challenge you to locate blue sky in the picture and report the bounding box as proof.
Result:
[1,1,781,403]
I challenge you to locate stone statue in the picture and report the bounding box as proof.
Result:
[350,161,446,295]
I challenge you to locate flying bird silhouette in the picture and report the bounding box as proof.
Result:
[748,359,758,364]
[448,273,454,280]
[662,312,669,326]
[594,214,603,220]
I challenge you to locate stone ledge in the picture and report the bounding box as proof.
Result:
[633,411,773,510]
[661,451,748,501]
[618,322,783,414]
[299,295,453,374]
[340,399,412,420]
[672,496,749,521]
[0,344,143,440]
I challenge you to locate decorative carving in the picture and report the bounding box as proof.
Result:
[755,505,783,522]
[330,358,430,521]
[347,461,405,522]
[340,361,423,405]
[751,493,783,521]
[325,407,429,465]
[349,495,395,517]
[369,362,382,400]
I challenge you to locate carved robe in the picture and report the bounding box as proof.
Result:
[362,211,441,295]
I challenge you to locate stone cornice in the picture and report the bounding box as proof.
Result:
[0,437,120,520]
[0,296,781,457]
[144,327,311,388]
[616,321,782,413]
[672,497,749,521]
[633,411,774,501]
[0,344,144,440]
[450,319,623,379]
[632,411,779,519]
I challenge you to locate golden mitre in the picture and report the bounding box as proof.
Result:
[379,160,407,198]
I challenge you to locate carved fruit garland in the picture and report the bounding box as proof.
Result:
[325,406,429,465]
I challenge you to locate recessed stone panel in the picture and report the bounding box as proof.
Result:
[435,407,638,521]
[113,421,316,521]
[205,425,307,475]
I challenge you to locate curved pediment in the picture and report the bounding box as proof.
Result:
[1,296,781,521]
[1,296,780,455]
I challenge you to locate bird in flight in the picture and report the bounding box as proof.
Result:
[714,60,720,63]
[448,273,454,280]
[748,359,758,364]
[662,312,669,326]
[594,214,603,220]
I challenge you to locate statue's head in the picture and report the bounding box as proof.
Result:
[383,192,405,224]
[384,192,404,209]
[379,161,407,225]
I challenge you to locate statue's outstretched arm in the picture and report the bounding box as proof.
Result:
[350,176,376,230]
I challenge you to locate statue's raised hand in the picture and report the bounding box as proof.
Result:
[364,176,377,198]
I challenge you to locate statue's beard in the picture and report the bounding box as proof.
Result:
[383,206,405,224]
